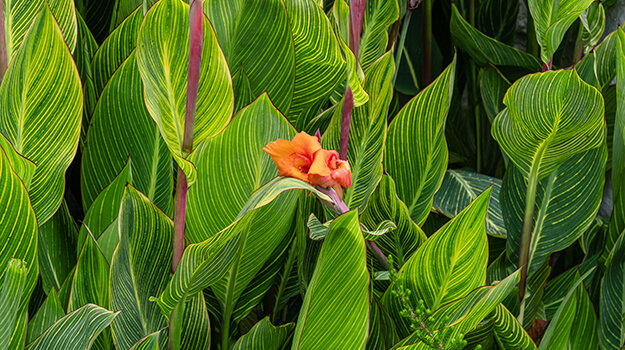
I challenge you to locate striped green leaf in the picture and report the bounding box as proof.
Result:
[0,259,28,350]
[385,57,456,226]
[25,304,118,350]
[450,4,541,71]
[203,0,294,114]
[433,169,506,238]
[233,317,294,350]
[359,0,399,69]
[110,186,172,349]
[367,297,400,350]
[492,304,536,350]
[476,0,519,45]
[605,27,625,260]
[171,292,211,350]
[539,267,597,350]
[323,52,393,210]
[307,213,395,241]
[74,0,115,43]
[492,69,605,182]
[580,2,605,54]
[528,0,595,64]
[38,202,78,294]
[111,0,142,29]
[0,5,82,225]
[285,0,346,120]
[383,188,491,337]
[480,66,510,124]
[595,30,619,89]
[82,52,173,214]
[361,175,426,267]
[91,7,142,97]
[0,134,38,315]
[600,216,625,348]
[129,331,160,350]
[137,0,233,185]
[3,0,77,59]
[74,12,98,149]
[502,147,606,275]
[26,289,65,345]
[0,123,35,189]
[291,210,369,350]
[232,69,255,112]
[78,161,132,263]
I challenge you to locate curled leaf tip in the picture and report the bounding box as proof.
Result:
[263,132,352,189]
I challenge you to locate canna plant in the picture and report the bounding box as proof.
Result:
[0,0,624,349]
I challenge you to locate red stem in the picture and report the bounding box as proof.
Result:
[172,0,203,273]
[339,0,366,161]
[0,0,8,83]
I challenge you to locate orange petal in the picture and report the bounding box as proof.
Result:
[308,149,341,187]
[263,132,321,183]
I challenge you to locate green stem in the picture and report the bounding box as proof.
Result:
[517,169,540,304]
[469,61,482,173]
[573,23,584,64]
[221,237,244,350]
[271,237,298,325]
[422,0,432,88]
[391,11,412,87]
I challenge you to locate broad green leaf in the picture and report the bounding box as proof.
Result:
[538,267,596,350]
[3,0,77,59]
[74,0,115,43]
[0,5,82,224]
[0,259,28,349]
[78,161,132,263]
[307,214,395,241]
[110,186,172,349]
[528,0,595,63]
[360,175,426,267]
[0,135,38,315]
[491,69,604,182]
[502,147,606,275]
[383,188,491,337]
[433,169,506,238]
[595,30,619,89]
[38,202,78,293]
[111,0,142,28]
[385,57,456,225]
[367,298,400,350]
[450,4,541,71]
[492,304,536,350]
[0,134,35,189]
[25,304,118,350]
[580,2,605,54]
[232,69,255,112]
[233,317,294,350]
[291,210,369,350]
[323,52,393,210]
[339,37,369,108]
[129,331,160,350]
[82,52,173,214]
[285,0,346,119]
[480,66,510,124]
[172,292,211,350]
[137,0,233,184]
[26,289,65,344]
[359,0,399,69]
[203,0,294,114]
[91,7,142,96]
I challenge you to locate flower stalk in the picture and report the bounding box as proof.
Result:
[340,0,366,160]
[172,0,203,273]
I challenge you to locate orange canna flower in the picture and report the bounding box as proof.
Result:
[263,132,352,189]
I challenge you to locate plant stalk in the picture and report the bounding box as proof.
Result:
[221,239,243,350]
[339,0,366,160]
[171,0,203,273]
[0,0,7,84]
[422,0,433,88]
[517,170,540,303]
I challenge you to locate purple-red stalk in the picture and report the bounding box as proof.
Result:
[542,57,553,72]
[172,0,203,273]
[339,0,366,161]
[0,0,7,83]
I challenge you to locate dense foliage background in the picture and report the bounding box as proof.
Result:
[0,0,624,349]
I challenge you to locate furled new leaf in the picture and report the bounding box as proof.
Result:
[233,317,294,350]
[385,57,456,225]
[0,5,82,224]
